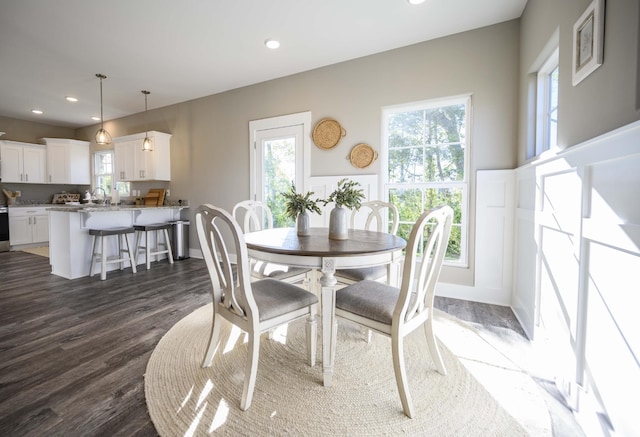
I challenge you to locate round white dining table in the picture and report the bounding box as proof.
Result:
[244,227,406,386]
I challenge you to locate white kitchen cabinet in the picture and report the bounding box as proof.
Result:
[0,140,47,183]
[114,140,135,181]
[42,138,91,184]
[113,131,171,181]
[9,207,49,245]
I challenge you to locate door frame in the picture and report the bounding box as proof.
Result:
[249,111,311,201]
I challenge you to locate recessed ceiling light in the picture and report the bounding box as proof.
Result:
[265,39,280,49]
[407,0,426,4]
[31,109,43,115]
[91,116,101,121]
[66,96,78,102]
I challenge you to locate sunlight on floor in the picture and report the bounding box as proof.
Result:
[209,398,230,433]
[197,380,214,408]
[223,325,244,354]
[178,385,194,413]
[271,324,289,344]
[185,401,207,437]
[435,316,552,436]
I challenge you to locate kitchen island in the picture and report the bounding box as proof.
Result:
[48,204,188,279]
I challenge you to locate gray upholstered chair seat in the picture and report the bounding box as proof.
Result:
[333,206,453,418]
[334,201,400,287]
[336,280,398,324]
[336,280,416,325]
[334,265,387,282]
[253,278,319,322]
[196,204,318,411]
[248,265,312,281]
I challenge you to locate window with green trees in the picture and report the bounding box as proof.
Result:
[383,96,470,265]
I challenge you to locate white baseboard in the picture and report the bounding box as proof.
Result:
[435,282,512,307]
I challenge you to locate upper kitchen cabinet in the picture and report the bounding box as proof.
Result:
[113,131,171,181]
[0,140,46,184]
[42,138,91,184]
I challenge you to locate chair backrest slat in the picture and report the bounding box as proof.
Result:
[349,200,400,235]
[196,204,259,321]
[395,206,453,324]
[232,200,274,233]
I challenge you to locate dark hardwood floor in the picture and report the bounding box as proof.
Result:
[0,250,528,436]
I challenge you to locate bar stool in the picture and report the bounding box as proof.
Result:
[89,227,138,280]
[133,223,175,270]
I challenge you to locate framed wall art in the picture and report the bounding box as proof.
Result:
[572,0,605,86]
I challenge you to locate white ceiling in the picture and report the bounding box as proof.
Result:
[0,0,527,129]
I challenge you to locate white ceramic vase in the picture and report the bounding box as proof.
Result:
[329,206,349,240]
[297,211,310,236]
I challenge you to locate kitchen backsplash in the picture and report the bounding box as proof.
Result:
[0,181,186,206]
[0,182,88,205]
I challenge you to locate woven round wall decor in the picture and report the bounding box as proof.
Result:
[313,118,346,150]
[349,143,378,168]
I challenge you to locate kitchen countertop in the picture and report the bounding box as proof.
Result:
[47,204,188,212]
[8,203,55,208]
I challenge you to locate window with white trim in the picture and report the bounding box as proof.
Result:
[93,150,130,195]
[382,95,470,266]
[93,150,113,192]
[535,48,559,156]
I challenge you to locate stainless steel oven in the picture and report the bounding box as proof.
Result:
[0,206,9,252]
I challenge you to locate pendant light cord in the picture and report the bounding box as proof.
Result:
[94,74,111,145]
[142,90,152,151]
[96,73,107,129]
[100,77,104,129]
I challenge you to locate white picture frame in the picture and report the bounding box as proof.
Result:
[572,0,605,86]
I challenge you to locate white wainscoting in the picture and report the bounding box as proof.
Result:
[473,169,515,305]
[511,120,640,436]
[306,175,378,227]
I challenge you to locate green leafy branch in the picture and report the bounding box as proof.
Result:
[281,182,322,220]
[322,178,365,210]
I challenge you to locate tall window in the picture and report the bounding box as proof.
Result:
[535,48,559,155]
[93,150,114,192]
[382,96,470,266]
[93,150,130,195]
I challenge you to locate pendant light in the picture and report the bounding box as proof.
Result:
[94,74,112,145]
[141,90,152,151]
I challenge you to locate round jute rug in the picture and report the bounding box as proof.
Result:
[145,304,535,436]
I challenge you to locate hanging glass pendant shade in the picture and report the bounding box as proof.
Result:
[95,74,112,145]
[141,90,152,151]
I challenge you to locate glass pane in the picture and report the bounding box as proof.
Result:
[96,175,113,193]
[549,108,558,150]
[263,137,296,227]
[116,181,130,196]
[387,104,466,183]
[548,66,559,150]
[94,151,113,175]
[389,186,462,261]
[388,148,424,183]
[550,66,559,108]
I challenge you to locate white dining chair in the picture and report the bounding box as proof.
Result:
[334,205,453,418]
[233,200,314,287]
[334,200,400,285]
[195,204,318,411]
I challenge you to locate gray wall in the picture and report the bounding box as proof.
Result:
[75,20,520,286]
[518,0,640,164]
[0,116,75,143]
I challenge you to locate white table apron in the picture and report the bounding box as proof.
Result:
[245,227,405,387]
